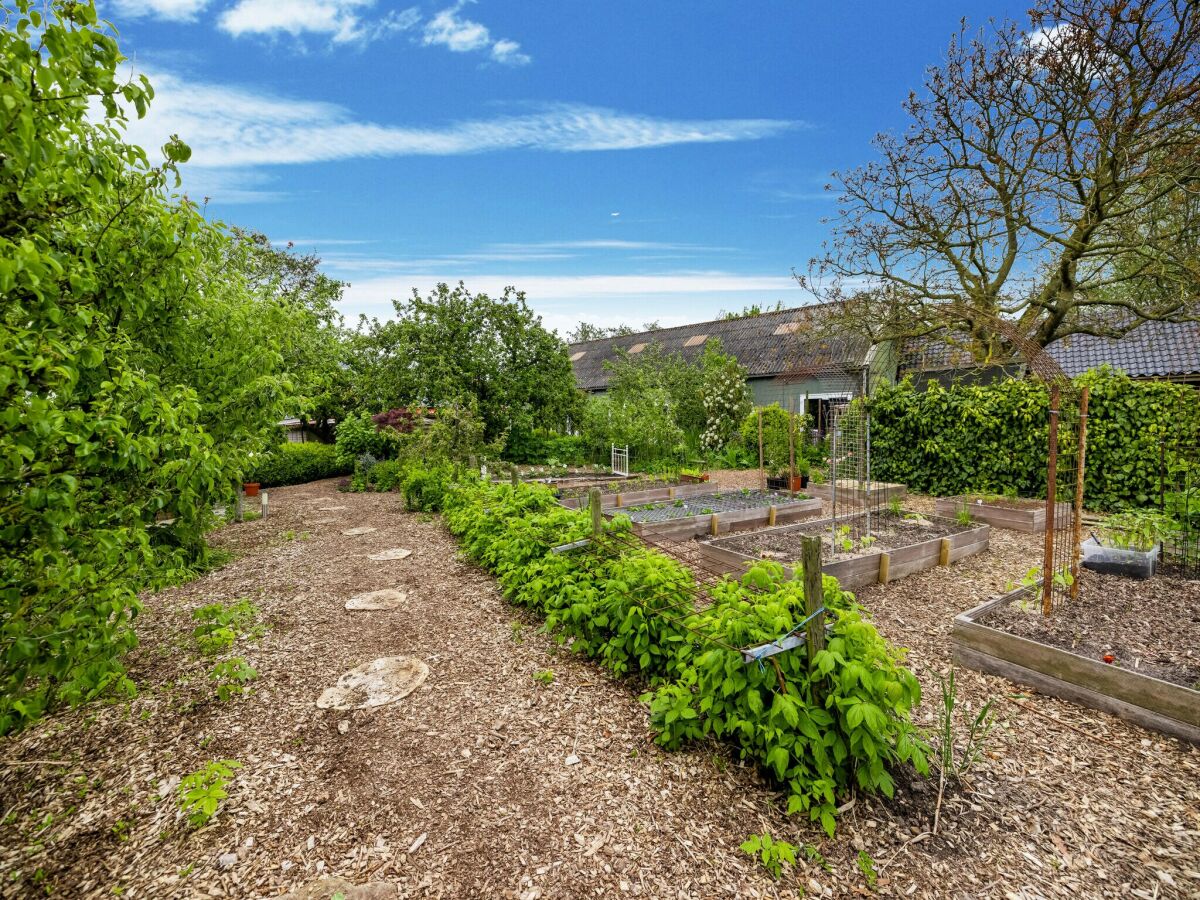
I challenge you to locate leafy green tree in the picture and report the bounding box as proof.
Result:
[0,1,314,732]
[356,282,581,444]
[699,340,753,451]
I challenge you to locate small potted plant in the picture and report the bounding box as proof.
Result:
[791,459,810,492]
[1082,509,1175,579]
[243,482,261,497]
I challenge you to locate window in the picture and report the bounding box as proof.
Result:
[627,343,647,353]
[569,350,586,362]
[683,334,708,347]
[773,322,801,336]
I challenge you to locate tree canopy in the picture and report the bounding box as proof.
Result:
[809,0,1200,357]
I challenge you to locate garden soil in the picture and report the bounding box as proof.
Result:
[0,478,1196,899]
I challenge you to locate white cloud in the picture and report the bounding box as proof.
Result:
[218,0,419,45]
[110,0,209,22]
[336,271,804,335]
[121,70,799,168]
[423,2,531,65]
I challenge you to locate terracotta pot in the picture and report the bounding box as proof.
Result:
[244,482,261,497]
[790,475,807,492]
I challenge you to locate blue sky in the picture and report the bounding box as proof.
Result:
[112,0,1029,337]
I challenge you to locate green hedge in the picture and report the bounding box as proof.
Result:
[245,443,350,487]
[869,368,1200,511]
[442,477,927,835]
[503,428,587,465]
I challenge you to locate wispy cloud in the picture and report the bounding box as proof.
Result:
[122,70,799,168]
[218,0,419,45]
[110,0,210,22]
[339,271,802,332]
[423,2,530,65]
[486,239,739,253]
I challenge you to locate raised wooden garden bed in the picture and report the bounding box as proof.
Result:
[806,479,906,505]
[695,513,989,590]
[558,482,713,510]
[609,490,823,541]
[953,587,1200,744]
[934,495,1071,533]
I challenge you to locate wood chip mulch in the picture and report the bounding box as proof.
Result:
[0,477,1197,899]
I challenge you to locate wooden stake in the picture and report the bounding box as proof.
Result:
[261,490,268,519]
[589,488,603,537]
[757,408,765,491]
[767,505,777,527]
[788,397,796,499]
[235,489,244,522]
[877,552,890,584]
[710,513,719,537]
[939,537,951,567]
[511,468,519,487]
[1070,386,1089,600]
[1042,384,1061,617]
[801,536,825,661]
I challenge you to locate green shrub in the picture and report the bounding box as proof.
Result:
[504,428,587,465]
[441,476,927,834]
[869,368,1200,510]
[740,405,812,476]
[245,442,348,487]
[403,465,454,512]
[334,411,400,467]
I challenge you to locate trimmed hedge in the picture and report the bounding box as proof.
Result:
[503,428,587,465]
[245,443,350,487]
[869,368,1200,511]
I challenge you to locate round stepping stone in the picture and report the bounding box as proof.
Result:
[316,656,429,711]
[345,589,407,611]
[367,548,412,561]
[341,526,377,536]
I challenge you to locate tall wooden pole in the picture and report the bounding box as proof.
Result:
[757,408,765,491]
[801,536,825,662]
[1070,386,1089,600]
[1042,384,1061,617]
[589,487,603,537]
[788,397,796,499]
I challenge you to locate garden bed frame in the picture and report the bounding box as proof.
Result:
[620,496,824,541]
[806,479,906,505]
[934,495,1071,533]
[953,587,1200,744]
[558,482,713,510]
[695,513,990,590]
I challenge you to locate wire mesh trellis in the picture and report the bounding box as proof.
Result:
[1158,437,1200,576]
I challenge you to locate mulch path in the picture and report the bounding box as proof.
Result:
[0,479,1197,899]
[985,568,1200,688]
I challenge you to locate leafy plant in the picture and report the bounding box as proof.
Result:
[191,601,263,656]
[836,525,854,552]
[178,760,241,828]
[1095,509,1176,551]
[932,669,996,782]
[887,496,904,517]
[955,503,973,527]
[209,658,258,702]
[739,833,798,880]
[856,850,878,889]
[859,535,877,550]
[532,670,555,685]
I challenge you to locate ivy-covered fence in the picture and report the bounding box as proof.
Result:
[442,478,928,835]
[869,368,1200,511]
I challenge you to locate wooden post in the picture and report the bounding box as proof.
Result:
[939,537,951,567]
[757,408,765,491]
[261,490,268,519]
[788,397,796,499]
[1042,384,1061,617]
[877,552,890,584]
[767,505,777,527]
[235,489,244,522]
[614,493,623,508]
[588,488,603,537]
[1070,386,1090,600]
[710,513,719,537]
[668,486,675,500]
[511,468,519,487]
[801,536,825,660]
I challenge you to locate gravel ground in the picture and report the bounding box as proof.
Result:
[0,478,1197,899]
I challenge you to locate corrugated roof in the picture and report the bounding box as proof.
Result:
[568,304,873,391]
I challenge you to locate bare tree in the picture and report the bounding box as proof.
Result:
[808,0,1200,357]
